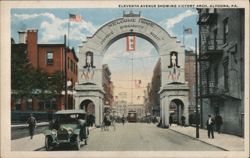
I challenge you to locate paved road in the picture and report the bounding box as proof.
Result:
[41,123,222,151]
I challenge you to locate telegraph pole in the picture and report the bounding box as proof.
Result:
[64,35,68,110]
[195,38,199,138]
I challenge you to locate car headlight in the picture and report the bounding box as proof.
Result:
[68,129,73,135]
[51,129,57,135]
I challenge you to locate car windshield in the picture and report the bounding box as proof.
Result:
[57,114,80,124]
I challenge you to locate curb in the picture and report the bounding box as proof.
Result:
[169,128,228,151]
[12,122,49,129]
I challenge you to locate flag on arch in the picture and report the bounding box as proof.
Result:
[126,34,136,51]
[69,13,82,22]
[183,28,192,34]
[135,80,142,88]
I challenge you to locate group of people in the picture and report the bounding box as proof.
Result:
[206,114,223,139]
[168,115,186,127]
[165,113,223,139]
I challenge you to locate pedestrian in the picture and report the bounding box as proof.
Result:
[26,113,37,139]
[181,116,185,127]
[169,115,173,126]
[215,113,223,134]
[90,114,95,127]
[121,115,125,125]
[206,114,215,139]
[157,118,162,127]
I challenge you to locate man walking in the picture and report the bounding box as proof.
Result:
[206,115,215,139]
[121,115,125,125]
[27,113,37,139]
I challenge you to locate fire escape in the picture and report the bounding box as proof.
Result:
[197,9,225,99]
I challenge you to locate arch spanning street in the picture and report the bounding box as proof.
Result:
[74,12,189,127]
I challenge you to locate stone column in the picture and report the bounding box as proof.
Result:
[99,97,103,125]
[164,97,170,128]
[95,97,100,126]
[161,96,165,127]
[183,98,189,125]
[74,96,79,109]
[160,99,163,122]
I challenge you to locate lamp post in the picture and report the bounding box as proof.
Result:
[195,38,199,138]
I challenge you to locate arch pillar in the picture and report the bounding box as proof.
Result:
[74,83,104,126]
[182,97,189,125]
[159,84,189,128]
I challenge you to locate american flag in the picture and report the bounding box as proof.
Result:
[135,80,141,88]
[126,34,136,51]
[184,28,192,34]
[69,14,82,22]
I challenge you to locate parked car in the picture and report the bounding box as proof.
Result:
[43,110,89,150]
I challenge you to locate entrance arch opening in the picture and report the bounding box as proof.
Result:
[169,99,184,125]
[80,99,95,115]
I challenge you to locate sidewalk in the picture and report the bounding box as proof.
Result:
[169,124,244,151]
[11,126,96,151]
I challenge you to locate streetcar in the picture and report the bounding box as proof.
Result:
[127,111,137,122]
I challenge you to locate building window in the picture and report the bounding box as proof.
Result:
[223,57,229,91]
[223,18,229,44]
[67,57,70,69]
[70,60,73,71]
[214,66,218,87]
[46,52,53,65]
[208,8,216,13]
[213,29,217,50]
[76,65,78,76]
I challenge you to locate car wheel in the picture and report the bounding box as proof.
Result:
[75,135,81,150]
[45,136,52,151]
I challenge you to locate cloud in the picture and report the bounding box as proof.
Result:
[160,10,197,36]
[40,15,97,43]
[13,12,97,45]
[13,12,56,21]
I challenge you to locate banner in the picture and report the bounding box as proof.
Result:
[126,34,136,51]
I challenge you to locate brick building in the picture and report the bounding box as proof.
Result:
[197,9,244,136]
[102,64,114,107]
[11,29,78,112]
[185,50,196,114]
[147,59,161,116]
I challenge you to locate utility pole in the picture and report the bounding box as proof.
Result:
[64,35,68,110]
[195,38,199,138]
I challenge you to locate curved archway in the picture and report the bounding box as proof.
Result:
[80,99,95,115]
[169,99,185,125]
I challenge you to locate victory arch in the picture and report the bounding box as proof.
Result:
[74,12,189,127]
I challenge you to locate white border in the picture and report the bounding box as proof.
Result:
[1,1,249,158]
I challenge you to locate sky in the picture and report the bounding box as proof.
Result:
[11,8,199,105]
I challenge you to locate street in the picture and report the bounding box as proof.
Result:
[35,123,222,151]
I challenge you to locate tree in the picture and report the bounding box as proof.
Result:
[11,44,65,110]
[11,44,36,101]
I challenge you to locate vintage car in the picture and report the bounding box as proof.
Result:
[44,110,89,150]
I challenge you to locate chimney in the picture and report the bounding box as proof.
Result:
[27,29,38,68]
[18,31,27,44]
